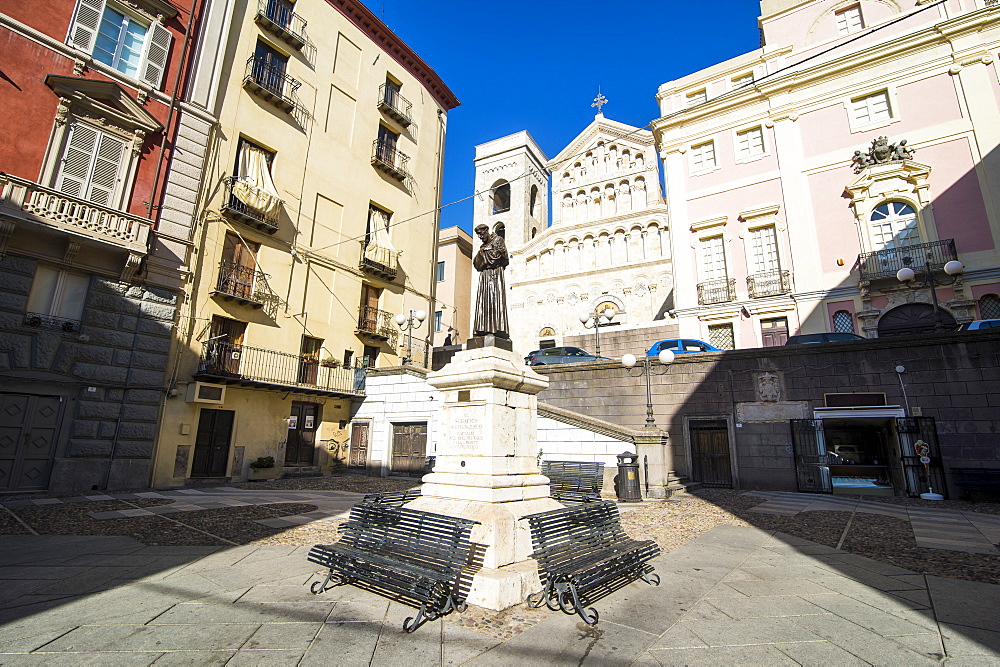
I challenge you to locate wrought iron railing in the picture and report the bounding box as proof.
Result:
[197,340,364,395]
[359,241,399,279]
[23,312,80,333]
[747,270,791,298]
[697,278,736,305]
[371,139,410,182]
[255,0,307,49]
[0,173,151,252]
[377,83,412,126]
[357,306,398,345]
[220,176,282,232]
[243,55,301,112]
[215,260,264,301]
[856,239,958,281]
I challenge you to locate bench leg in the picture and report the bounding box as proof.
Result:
[640,569,660,586]
[557,582,599,626]
[310,569,344,595]
[528,580,561,612]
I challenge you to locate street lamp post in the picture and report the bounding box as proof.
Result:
[896,257,964,332]
[622,350,674,428]
[395,309,426,365]
[579,306,616,357]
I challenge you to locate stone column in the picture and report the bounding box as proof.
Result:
[408,344,562,611]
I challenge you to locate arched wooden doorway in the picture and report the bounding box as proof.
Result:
[877,303,955,337]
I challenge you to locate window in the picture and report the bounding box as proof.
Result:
[436,261,445,282]
[708,323,735,350]
[690,141,717,172]
[530,185,539,216]
[251,40,290,97]
[492,180,510,214]
[686,89,707,107]
[55,120,126,206]
[217,232,259,300]
[852,90,892,125]
[376,124,399,161]
[836,5,864,35]
[736,126,765,160]
[434,311,443,332]
[749,225,780,274]
[979,294,1000,320]
[732,72,754,88]
[870,201,919,250]
[699,235,728,281]
[27,266,89,324]
[231,138,280,216]
[833,310,855,333]
[68,0,172,88]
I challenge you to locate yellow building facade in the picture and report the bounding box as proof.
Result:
[151,0,458,486]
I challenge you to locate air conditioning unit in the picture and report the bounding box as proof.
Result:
[186,382,226,404]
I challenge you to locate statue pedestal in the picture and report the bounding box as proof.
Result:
[407,345,562,611]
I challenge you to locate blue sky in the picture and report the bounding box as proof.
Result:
[360,1,764,232]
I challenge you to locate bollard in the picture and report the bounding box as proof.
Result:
[616,451,642,502]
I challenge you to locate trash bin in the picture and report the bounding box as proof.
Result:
[615,451,642,502]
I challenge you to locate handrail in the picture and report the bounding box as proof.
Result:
[747,270,791,298]
[197,340,364,395]
[697,278,736,305]
[856,239,958,281]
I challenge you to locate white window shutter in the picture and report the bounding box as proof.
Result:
[88,132,126,206]
[141,21,172,88]
[67,0,107,54]
[57,122,99,198]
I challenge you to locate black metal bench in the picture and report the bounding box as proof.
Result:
[951,468,1000,498]
[521,500,660,625]
[308,502,479,632]
[540,460,605,505]
[362,489,421,506]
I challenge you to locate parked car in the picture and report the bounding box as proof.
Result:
[784,332,866,345]
[646,339,720,356]
[524,347,608,366]
[956,319,1000,331]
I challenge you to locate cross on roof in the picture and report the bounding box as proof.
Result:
[591,90,608,114]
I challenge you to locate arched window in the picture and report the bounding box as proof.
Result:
[870,201,919,250]
[832,310,855,333]
[491,180,510,214]
[980,293,1000,320]
[529,184,538,216]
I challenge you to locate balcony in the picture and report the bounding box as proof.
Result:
[220,176,281,233]
[243,55,301,113]
[371,139,410,182]
[0,174,151,282]
[254,0,307,50]
[194,340,364,397]
[356,306,398,346]
[210,260,283,317]
[747,270,792,298]
[23,312,80,333]
[697,278,737,305]
[377,83,412,127]
[359,241,399,280]
[856,239,958,282]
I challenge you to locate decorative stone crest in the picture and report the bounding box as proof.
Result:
[756,371,781,402]
[851,136,915,173]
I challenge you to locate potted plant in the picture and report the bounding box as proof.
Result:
[320,356,339,368]
[247,455,281,481]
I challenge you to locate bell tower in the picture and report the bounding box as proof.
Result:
[472,131,549,252]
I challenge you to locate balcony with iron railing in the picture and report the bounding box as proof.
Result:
[359,241,399,280]
[747,270,791,298]
[371,139,410,182]
[194,340,364,397]
[856,239,958,282]
[356,306,398,345]
[697,278,737,305]
[211,259,283,313]
[254,0,307,50]
[243,55,301,113]
[220,176,282,233]
[0,173,151,281]
[377,83,412,127]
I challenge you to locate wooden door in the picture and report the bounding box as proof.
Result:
[689,420,732,488]
[0,392,62,491]
[391,422,427,476]
[349,422,370,469]
[285,402,318,466]
[191,409,234,477]
[209,316,246,376]
[298,336,322,385]
[761,317,788,347]
[359,284,381,331]
[221,232,258,300]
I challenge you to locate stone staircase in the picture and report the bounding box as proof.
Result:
[281,465,323,478]
[666,472,702,498]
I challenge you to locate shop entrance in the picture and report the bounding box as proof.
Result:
[822,420,900,496]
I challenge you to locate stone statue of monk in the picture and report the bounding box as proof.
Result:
[472,223,509,338]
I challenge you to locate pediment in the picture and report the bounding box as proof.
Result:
[844,160,931,203]
[547,116,654,170]
[46,75,163,135]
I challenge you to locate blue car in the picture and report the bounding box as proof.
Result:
[647,339,720,356]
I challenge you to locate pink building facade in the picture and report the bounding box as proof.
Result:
[653,0,1000,348]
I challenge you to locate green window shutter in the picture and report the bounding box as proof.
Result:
[141,21,172,88]
[67,0,107,53]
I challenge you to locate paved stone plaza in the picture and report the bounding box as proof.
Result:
[0,489,998,664]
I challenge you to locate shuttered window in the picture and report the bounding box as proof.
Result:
[55,121,126,206]
[852,91,892,125]
[737,126,765,159]
[67,0,172,88]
